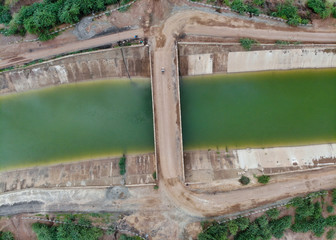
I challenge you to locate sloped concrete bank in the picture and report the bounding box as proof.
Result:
[0,45,150,94]
[228,48,336,73]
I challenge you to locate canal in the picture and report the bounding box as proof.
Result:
[0,79,154,170]
[1,68,335,170]
[180,68,336,150]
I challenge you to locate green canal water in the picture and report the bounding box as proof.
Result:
[180,68,336,150]
[0,79,154,170]
[1,69,335,170]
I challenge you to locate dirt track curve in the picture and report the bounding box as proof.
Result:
[151,10,336,217]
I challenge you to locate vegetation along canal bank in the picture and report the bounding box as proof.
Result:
[0,79,154,170]
[180,68,336,150]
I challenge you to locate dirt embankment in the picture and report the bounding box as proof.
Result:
[0,46,150,94]
[0,153,156,194]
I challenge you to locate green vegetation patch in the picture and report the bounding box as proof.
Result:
[198,190,336,240]
[307,0,336,19]
[239,38,257,50]
[119,154,126,175]
[256,175,270,184]
[0,231,14,240]
[272,0,309,26]
[1,0,123,40]
[32,219,103,240]
[0,3,12,24]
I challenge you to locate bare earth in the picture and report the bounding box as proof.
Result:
[1,0,336,239]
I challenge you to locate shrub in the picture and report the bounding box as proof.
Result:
[328,205,334,213]
[327,229,336,240]
[119,154,126,175]
[0,4,12,24]
[230,0,248,14]
[154,185,159,190]
[119,234,143,240]
[327,216,336,227]
[290,197,305,207]
[253,0,264,7]
[313,202,323,219]
[198,222,228,240]
[332,189,336,199]
[234,217,250,231]
[307,0,333,18]
[239,176,250,185]
[228,221,239,235]
[266,208,280,220]
[332,7,336,18]
[239,38,257,50]
[273,0,307,26]
[269,215,292,239]
[257,175,270,184]
[311,217,326,237]
[152,171,157,180]
[247,4,260,16]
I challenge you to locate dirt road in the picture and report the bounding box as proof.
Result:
[0,29,144,69]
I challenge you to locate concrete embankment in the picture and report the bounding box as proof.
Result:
[228,48,336,73]
[0,46,150,94]
[179,43,336,75]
